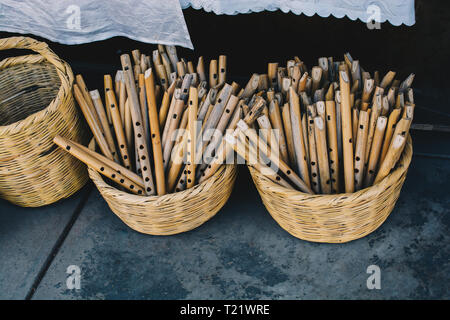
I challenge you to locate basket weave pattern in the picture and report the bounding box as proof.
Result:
[0,37,88,207]
[249,136,413,243]
[89,165,237,235]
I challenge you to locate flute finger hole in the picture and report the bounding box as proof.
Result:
[145,177,149,182]
[146,187,152,192]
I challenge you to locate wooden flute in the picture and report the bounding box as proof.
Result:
[314,116,331,194]
[237,120,313,194]
[103,74,113,124]
[364,116,387,187]
[374,134,406,184]
[339,71,355,193]
[106,90,132,170]
[144,68,166,195]
[89,89,119,163]
[120,54,156,195]
[354,110,369,191]
[54,136,144,195]
[325,100,340,193]
[73,84,113,161]
[268,100,289,164]
[289,87,311,187]
[186,87,198,189]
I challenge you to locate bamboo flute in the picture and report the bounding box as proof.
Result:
[325,100,340,193]
[106,90,132,170]
[289,87,311,187]
[218,55,227,84]
[114,71,122,99]
[89,90,119,162]
[197,106,242,182]
[237,120,313,194]
[307,107,320,194]
[352,108,359,149]
[354,110,369,190]
[241,74,260,99]
[281,102,297,166]
[196,56,206,82]
[162,99,185,169]
[176,61,186,78]
[124,99,133,152]
[227,131,293,189]
[380,71,396,89]
[301,114,310,165]
[120,54,156,195]
[268,100,289,163]
[364,116,387,187]
[379,108,402,164]
[159,90,171,127]
[314,116,331,194]
[77,138,143,188]
[54,136,144,195]
[335,90,342,162]
[138,74,150,141]
[311,67,322,93]
[185,87,198,189]
[198,98,265,182]
[166,131,188,191]
[257,114,280,160]
[155,64,169,91]
[119,74,127,125]
[73,84,113,160]
[197,88,217,121]
[166,45,179,71]
[76,75,103,133]
[268,63,279,89]
[209,59,218,88]
[374,134,406,184]
[104,75,113,124]
[339,71,355,193]
[144,68,166,195]
[365,94,382,161]
[162,88,181,145]
[201,95,239,167]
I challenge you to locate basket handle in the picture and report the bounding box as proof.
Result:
[0,36,67,75]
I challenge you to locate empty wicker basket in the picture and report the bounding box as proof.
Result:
[0,37,88,207]
[249,136,413,243]
[89,164,237,235]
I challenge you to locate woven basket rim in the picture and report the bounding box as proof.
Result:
[0,37,73,134]
[249,135,413,200]
[89,164,235,204]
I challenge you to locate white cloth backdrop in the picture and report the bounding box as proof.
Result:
[0,0,194,48]
[180,0,416,26]
[0,0,415,49]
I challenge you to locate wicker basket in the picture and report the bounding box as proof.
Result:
[89,164,237,235]
[0,37,88,207]
[249,135,413,243]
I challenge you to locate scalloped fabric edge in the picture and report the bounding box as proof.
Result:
[180,0,416,27]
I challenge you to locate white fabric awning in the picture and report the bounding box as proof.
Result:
[180,0,416,26]
[0,0,194,48]
[0,0,415,50]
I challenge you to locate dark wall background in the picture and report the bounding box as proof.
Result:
[0,0,449,121]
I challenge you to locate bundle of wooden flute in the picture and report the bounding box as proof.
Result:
[54,45,269,196]
[236,53,415,194]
